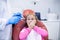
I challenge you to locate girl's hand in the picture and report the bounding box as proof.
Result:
[28,21,35,29]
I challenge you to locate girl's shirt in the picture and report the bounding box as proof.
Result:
[26,29,42,40]
[19,26,48,40]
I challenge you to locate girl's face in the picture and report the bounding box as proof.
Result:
[26,15,36,26]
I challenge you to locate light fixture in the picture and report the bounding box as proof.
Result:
[33,0,40,5]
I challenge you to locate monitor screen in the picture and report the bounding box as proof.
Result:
[35,12,41,20]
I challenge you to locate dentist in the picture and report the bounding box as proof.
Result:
[0,0,22,40]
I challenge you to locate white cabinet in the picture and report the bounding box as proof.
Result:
[42,21,60,40]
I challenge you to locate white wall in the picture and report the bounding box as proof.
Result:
[8,0,60,19]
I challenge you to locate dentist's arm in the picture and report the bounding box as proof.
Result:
[0,18,8,30]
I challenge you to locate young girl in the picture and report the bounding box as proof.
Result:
[19,13,48,40]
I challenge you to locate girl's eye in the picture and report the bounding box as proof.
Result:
[27,18,30,20]
[31,18,34,20]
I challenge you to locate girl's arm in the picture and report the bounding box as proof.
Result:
[19,28,31,40]
[33,26,48,37]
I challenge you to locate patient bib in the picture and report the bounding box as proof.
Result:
[26,29,42,40]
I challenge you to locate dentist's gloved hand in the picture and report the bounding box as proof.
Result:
[8,12,22,24]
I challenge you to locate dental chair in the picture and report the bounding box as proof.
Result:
[12,9,48,40]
